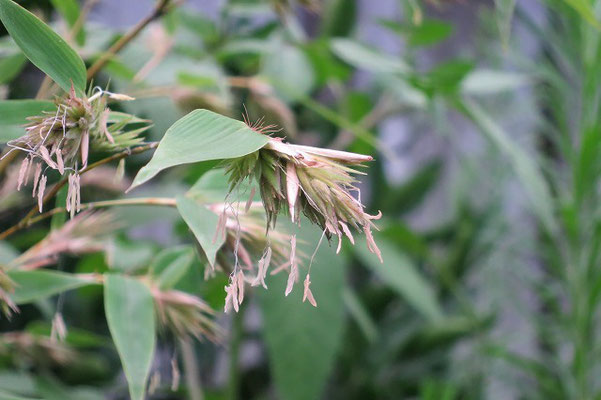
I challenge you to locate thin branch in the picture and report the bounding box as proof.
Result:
[86,0,173,80]
[0,142,158,241]
[27,197,176,227]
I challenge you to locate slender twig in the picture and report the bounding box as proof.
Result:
[0,142,158,241]
[180,338,204,400]
[27,197,176,227]
[226,301,246,400]
[86,0,173,80]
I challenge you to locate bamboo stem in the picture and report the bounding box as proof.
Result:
[0,142,158,241]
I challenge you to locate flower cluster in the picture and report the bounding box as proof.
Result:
[152,286,222,342]
[225,136,383,262]
[207,202,301,312]
[5,86,147,216]
[10,211,117,270]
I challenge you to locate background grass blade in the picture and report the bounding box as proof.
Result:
[456,97,557,233]
[355,236,445,322]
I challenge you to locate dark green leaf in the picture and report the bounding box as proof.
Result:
[259,225,345,400]
[0,0,86,92]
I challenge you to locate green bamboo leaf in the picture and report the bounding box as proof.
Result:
[8,270,95,304]
[0,0,86,92]
[330,38,409,74]
[155,247,195,289]
[176,196,225,268]
[0,100,56,142]
[104,275,156,400]
[355,237,444,322]
[258,225,345,400]
[129,109,269,190]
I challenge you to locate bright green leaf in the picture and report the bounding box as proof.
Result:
[561,0,601,29]
[176,195,225,268]
[258,225,345,400]
[129,109,269,190]
[355,237,444,322]
[330,38,409,74]
[8,270,95,304]
[0,0,86,92]
[461,69,531,95]
[104,275,156,400]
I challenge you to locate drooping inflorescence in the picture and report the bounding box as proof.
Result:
[221,117,383,310]
[224,134,383,262]
[3,85,147,216]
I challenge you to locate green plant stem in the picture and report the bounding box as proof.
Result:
[226,301,246,400]
[0,142,158,241]
[180,338,204,400]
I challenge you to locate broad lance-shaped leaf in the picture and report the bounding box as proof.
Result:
[355,236,444,322]
[0,0,86,92]
[0,100,56,143]
[8,270,95,304]
[176,195,225,268]
[258,225,345,400]
[129,109,269,191]
[104,275,155,400]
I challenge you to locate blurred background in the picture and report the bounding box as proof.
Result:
[2,0,601,399]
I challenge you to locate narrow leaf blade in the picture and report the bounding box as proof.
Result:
[355,237,444,322]
[104,275,156,400]
[176,196,224,268]
[8,270,94,304]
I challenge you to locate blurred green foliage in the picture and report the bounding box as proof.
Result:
[0,0,599,399]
